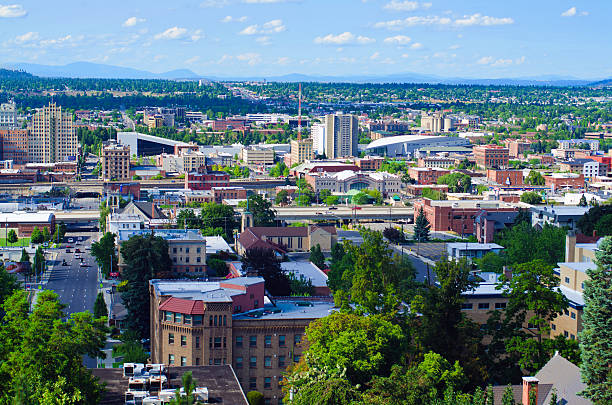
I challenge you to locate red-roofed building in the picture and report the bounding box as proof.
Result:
[238,225,337,254]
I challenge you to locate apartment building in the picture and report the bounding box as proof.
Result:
[0,101,17,129]
[149,278,335,404]
[486,169,524,187]
[185,167,231,191]
[0,129,29,163]
[289,138,313,166]
[407,167,450,185]
[238,225,337,254]
[417,156,454,169]
[212,187,247,204]
[473,145,509,169]
[101,142,130,181]
[117,229,207,276]
[544,173,584,191]
[506,140,531,158]
[310,123,326,156]
[324,114,358,159]
[241,147,275,166]
[182,151,207,173]
[461,272,510,325]
[29,103,77,163]
[355,156,385,171]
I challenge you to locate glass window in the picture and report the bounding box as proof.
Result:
[236,336,243,347]
[165,312,173,321]
[279,335,286,347]
[293,354,300,363]
[214,337,222,348]
[168,333,174,345]
[181,335,187,346]
[294,334,301,345]
[236,357,243,369]
[223,337,227,348]
[478,303,490,310]
[264,356,272,368]
[181,356,187,366]
[565,276,570,283]
[249,377,257,390]
[168,354,175,364]
[214,358,221,365]
[264,377,272,389]
[193,315,202,325]
[175,313,182,323]
[223,315,227,326]
[265,335,272,347]
[184,315,192,325]
[195,358,200,365]
[250,356,257,368]
[495,302,506,309]
[250,335,257,347]
[461,303,473,310]
[571,312,576,319]
[278,356,285,368]
[209,316,213,326]
[195,336,200,348]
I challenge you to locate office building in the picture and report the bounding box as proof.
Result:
[241,147,275,166]
[473,145,509,169]
[29,103,77,163]
[149,277,335,403]
[324,114,358,159]
[310,123,326,156]
[0,101,17,130]
[0,129,29,163]
[101,141,131,181]
[289,138,313,166]
[185,167,231,191]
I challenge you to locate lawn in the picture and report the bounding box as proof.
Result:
[0,237,31,247]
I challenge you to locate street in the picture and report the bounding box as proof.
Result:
[44,231,100,367]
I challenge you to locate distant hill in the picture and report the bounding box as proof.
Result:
[0,68,35,79]
[2,62,202,80]
[588,78,612,88]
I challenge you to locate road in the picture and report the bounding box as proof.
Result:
[44,231,100,368]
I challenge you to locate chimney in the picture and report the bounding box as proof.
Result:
[566,230,576,262]
[522,377,539,405]
[503,266,512,281]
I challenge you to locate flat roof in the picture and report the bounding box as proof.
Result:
[233,299,335,321]
[366,135,468,149]
[281,261,328,288]
[557,262,596,274]
[558,285,584,307]
[447,243,504,251]
[0,211,54,222]
[151,277,265,301]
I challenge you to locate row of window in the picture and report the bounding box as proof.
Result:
[164,312,202,325]
[235,334,301,348]
[172,247,203,254]
[461,302,506,310]
[236,354,300,369]
[172,256,203,263]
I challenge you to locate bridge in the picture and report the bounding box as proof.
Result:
[272,206,414,222]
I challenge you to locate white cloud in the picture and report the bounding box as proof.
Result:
[191,29,203,41]
[515,56,526,65]
[384,1,431,12]
[243,0,293,3]
[477,56,493,65]
[374,13,513,29]
[235,52,261,65]
[185,56,200,64]
[276,56,290,65]
[477,55,526,67]
[123,17,145,27]
[0,4,27,18]
[370,51,380,60]
[383,35,411,44]
[410,42,423,49]
[449,44,460,50]
[221,15,247,23]
[154,27,188,40]
[239,19,285,35]
[15,31,39,43]
[561,7,576,17]
[39,34,77,47]
[314,32,375,45]
[255,36,271,45]
[200,0,229,7]
[454,13,514,26]
[491,58,512,67]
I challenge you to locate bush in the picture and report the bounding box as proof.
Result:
[247,391,264,405]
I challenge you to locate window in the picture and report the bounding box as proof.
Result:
[293,354,300,363]
[169,354,175,365]
[195,336,200,348]
[214,358,221,365]
[254,300,259,307]
[294,334,301,345]
[250,356,257,368]
[214,337,222,348]
[250,335,257,347]
[181,356,187,366]
[279,335,286,347]
[461,303,473,310]
[194,315,202,325]
[264,377,272,389]
[265,335,272,347]
[495,302,507,309]
[223,337,227,348]
[224,315,227,326]
[565,276,570,284]
[564,309,569,316]
[197,247,201,253]
[181,335,187,346]
[209,316,213,326]
[236,357,243,369]
[173,248,177,253]
[236,336,243,347]
[184,315,192,324]
[168,333,174,345]
[478,303,490,310]
[196,358,200,365]
[186,248,190,253]
[265,356,272,368]
[552,324,556,330]
[197,257,201,263]
[279,356,286,368]
[165,312,173,321]
[186,257,190,263]
[571,312,576,319]
[209,337,212,348]
[175,313,182,323]
[214,316,217,326]
[249,377,257,390]
[570,334,575,340]
[564,331,569,337]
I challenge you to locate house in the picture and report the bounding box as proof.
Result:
[281,261,330,296]
[474,210,520,243]
[121,201,167,221]
[535,352,592,405]
[238,225,337,254]
[530,205,589,231]
[446,242,504,261]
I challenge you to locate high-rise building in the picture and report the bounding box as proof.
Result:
[289,138,313,166]
[324,114,358,159]
[101,141,131,181]
[29,103,77,163]
[0,101,17,130]
[0,129,29,163]
[310,123,326,156]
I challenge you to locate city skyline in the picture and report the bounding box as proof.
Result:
[0,0,610,79]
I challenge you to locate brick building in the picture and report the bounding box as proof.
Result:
[212,187,247,204]
[185,167,231,191]
[417,156,454,169]
[473,145,509,169]
[413,198,518,234]
[407,167,449,185]
[486,169,524,187]
[149,278,335,404]
[544,173,584,191]
[355,156,385,171]
[102,142,131,181]
[506,140,531,158]
[0,129,29,164]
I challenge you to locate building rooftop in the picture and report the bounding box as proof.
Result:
[447,242,504,251]
[557,285,585,307]
[151,277,265,303]
[535,353,592,405]
[233,298,336,321]
[204,235,234,255]
[557,261,596,274]
[117,228,204,242]
[367,134,466,149]
[0,211,55,223]
[281,261,328,288]
[531,205,590,217]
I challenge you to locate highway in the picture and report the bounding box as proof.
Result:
[44,231,99,368]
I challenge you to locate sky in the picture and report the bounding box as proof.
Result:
[0,0,610,79]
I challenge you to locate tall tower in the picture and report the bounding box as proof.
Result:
[29,102,77,163]
[297,83,302,139]
[324,114,358,159]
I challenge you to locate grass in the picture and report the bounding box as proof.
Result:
[0,237,31,247]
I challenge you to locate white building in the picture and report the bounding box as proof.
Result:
[308,170,402,196]
[107,213,144,235]
[0,101,17,130]
[583,160,607,178]
[365,135,470,158]
[311,123,327,156]
[446,243,504,260]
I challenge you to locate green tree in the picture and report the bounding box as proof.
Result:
[176,209,201,229]
[6,229,17,245]
[33,246,45,282]
[422,187,447,200]
[473,252,506,273]
[578,194,588,207]
[169,371,198,405]
[200,203,238,242]
[121,233,172,339]
[112,331,148,364]
[520,191,543,204]
[242,248,291,296]
[352,191,370,205]
[91,232,118,277]
[414,207,430,242]
[579,236,612,404]
[0,265,19,310]
[0,290,107,404]
[19,248,32,282]
[99,203,110,233]
[42,226,51,242]
[501,385,515,405]
[526,170,545,186]
[30,226,44,244]
[93,292,108,319]
[309,244,326,269]
[247,391,264,405]
[319,189,332,200]
[247,194,276,227]
[276,189,289,205]
[325,195,339,206]
[495,222,565,267]
[437,173,471,193]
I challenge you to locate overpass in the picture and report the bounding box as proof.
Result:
[272,206,414,222]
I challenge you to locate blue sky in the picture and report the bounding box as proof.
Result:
[1,0,610,79]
